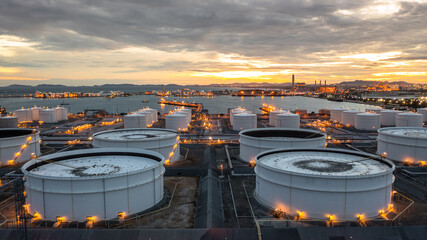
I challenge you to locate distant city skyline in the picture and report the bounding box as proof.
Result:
[1,0,427,86]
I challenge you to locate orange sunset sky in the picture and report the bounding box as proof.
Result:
[1,0,427,86]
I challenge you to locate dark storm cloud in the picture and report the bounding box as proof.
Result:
[1,0,427,61]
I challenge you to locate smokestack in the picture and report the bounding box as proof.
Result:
[315,80,317,90]
[292,74,295,89]
[325,80,327,86]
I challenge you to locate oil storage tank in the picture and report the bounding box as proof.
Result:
[55,106,68,122]
[31,106,43,121]
[22,148,165,221]
[395,112,423,127]
[124,114,147,128]
[233,113,257,131]
[377,127,427,164]
[276,113,300,128]
[93,128,180,162]
[269,110,286,126]
[418,108,427,122]
[0,129,40,165]
[136,111,153,127]
[355,113,380,131]
[380,110,402,127]
[142,108,158,123]
[15,108,32,122]
[254,148,395,220]
[239,128,326,163]
[342,110,362,127]
[176,108,192,124]
[230,108,247,126]
[0,116,18,128]
[39,109,58,123]
[330,108,347,123]
[165,114,188,131]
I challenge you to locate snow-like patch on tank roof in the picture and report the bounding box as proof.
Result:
[259,151,389,176]
[380,128,427,138]
[95,129,177,141]
[30,155,157,177]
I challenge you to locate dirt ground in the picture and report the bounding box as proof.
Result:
[127,176,199,229]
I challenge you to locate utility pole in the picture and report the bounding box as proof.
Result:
[15,178,28,240]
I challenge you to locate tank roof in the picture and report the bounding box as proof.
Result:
[343,110,362,113]
[234,113,256,116]
[93,128,177,141]
[22,148,164,179]
[0,128,36,139]
[378,127,427,139]
[357,113,380,116]
[29,155,156,177]
[240,128,325,140]
[258,149,392,177]
[277,113,298,116]
[397,112,422,116]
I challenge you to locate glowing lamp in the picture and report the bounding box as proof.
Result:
[33,212,41,220]
[56,216,66,223]
[117,212,126,220]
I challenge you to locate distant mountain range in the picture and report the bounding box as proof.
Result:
[336,80,408,87]
[0,82,292,93]
[0,80,411,94]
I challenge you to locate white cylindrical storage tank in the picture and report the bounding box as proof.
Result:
[62,107,68,120]
[254,148,395,220]
[143,108,158,123]
[239,128,326,163]
[269,110,285,127]
[22,148,165,221]
[380,110,402,126]
[366,108,383,114]
[93,128,180,162]
[355,113,380,131]
[39,109,58,123]
[55,107,68,121]
[137,111,153,127]
[276,113,300,128]
[165,114,188,131]
[418,108,427,122]
[31,107,43,121]
[233,113,257,131]
[377,127,427,164]
[230,108,246,126]
[396,113,424,127]
[342,110,362,127]
[330,108,347,123]
[15,108,32,122]
[0,129,41,165]
[124,114,147,128]
[177,108,192,124]
[0,116,18,128]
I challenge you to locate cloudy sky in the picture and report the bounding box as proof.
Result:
[1,0,427,86]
